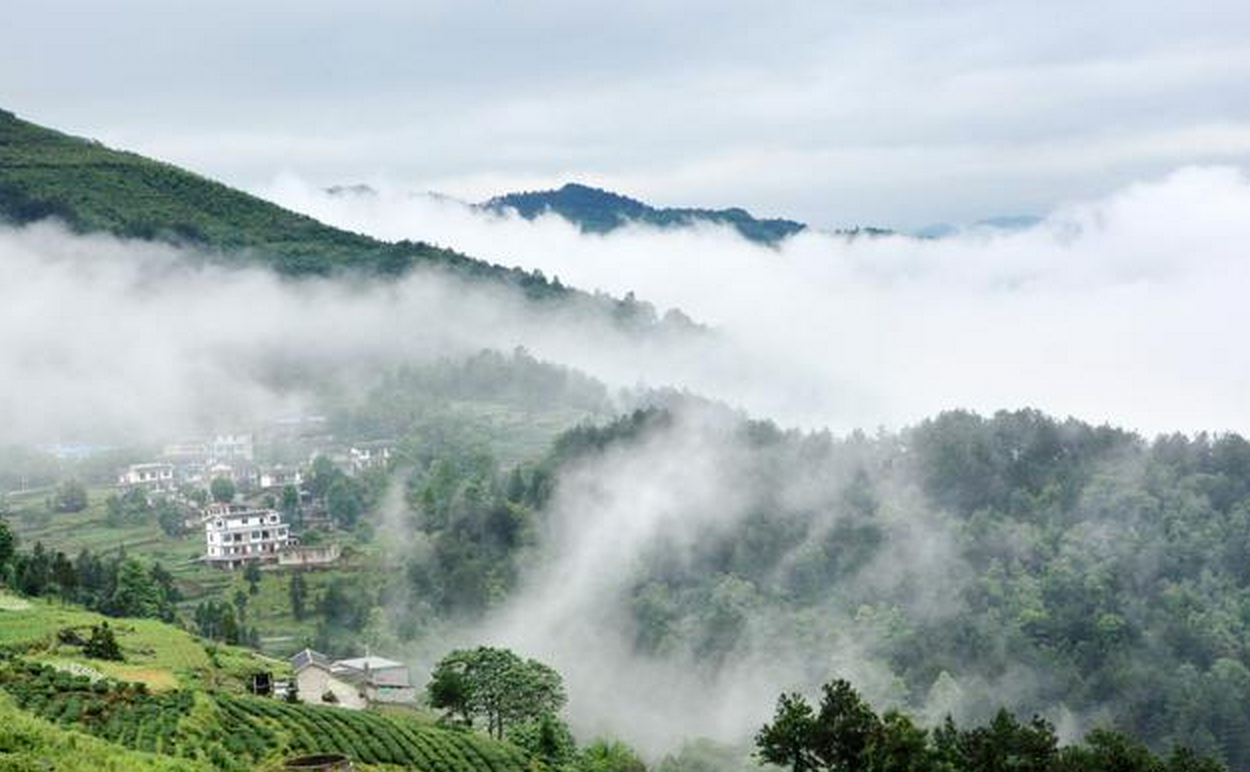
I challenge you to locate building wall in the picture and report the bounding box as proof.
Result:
[204,509,290,566]
[365,684,417,704]
[277,545,341,567]
[295,667,366,711]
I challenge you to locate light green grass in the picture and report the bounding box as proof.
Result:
[0,591,284,691]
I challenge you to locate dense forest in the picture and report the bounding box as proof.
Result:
[334,404,1250,770]
[7,337,1250,768]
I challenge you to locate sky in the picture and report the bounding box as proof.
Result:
[3,0,1250,228]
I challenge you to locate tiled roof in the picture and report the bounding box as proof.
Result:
[290,648,332,671]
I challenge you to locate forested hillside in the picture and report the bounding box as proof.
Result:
[0,109,562,298]
[466,407,1250,770]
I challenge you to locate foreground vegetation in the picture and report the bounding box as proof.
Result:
[0,693,213,772]
[757,679,1224,772]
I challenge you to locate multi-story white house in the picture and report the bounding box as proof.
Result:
[204,504,292,569]
[117,463,176,491]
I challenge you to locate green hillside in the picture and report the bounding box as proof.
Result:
[0,107,555,292]
[0,693,212,772]
[0,592,528,772]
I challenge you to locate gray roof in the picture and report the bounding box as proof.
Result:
[290,648,332,671]
[334,655,406,671]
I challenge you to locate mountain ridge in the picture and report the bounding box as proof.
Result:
[481,182,808,244]
[0,109,568,302]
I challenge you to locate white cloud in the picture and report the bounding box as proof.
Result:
[263,165,1250,437]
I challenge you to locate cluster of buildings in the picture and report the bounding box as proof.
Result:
[111,430,395,572]
[116,433,393,496]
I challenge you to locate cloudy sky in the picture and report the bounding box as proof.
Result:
[3,0,1249,228]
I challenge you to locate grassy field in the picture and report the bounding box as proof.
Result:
[0,590,285,691]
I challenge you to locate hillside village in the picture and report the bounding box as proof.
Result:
[99,425,422,709]
[113,427,394,571]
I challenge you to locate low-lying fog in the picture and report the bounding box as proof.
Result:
[3,164,1249,760]
[265,165,1250,437]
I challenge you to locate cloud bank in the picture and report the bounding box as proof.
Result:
[0,222,702,446]
[263,165,1250,438]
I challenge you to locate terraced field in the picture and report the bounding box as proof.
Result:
[0,591,283,690]
[217,693,527,772]
[0,660,526,772]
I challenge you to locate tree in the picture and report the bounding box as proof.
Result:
[108,558,162,618]
[427,646,567,739]
[0,516,15,582]
[577,739,647,772]
[51,479,88,513]
[757,693,819,772]
[508,713,577,768]
[155,498,186,537]
[17,541,51,596]
[428,658,472,726]
[50,550,77,604]
[326,478,364,529]
[233,588,249,624]
[210,476,236,504]
[244,560,262,595]
[809,679,881,772]
[105,487,151,527]
[282,484,301,526]
[289,573,308,621]
[83,622,124,661]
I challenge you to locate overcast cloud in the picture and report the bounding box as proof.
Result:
[3,0,1249,227]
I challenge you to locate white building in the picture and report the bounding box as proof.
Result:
[204,504,291,569]
[348,442,393,474]
[289,648,415,709]
[117,463,176,491]
[211,433,254,463]
[258,466,304,490]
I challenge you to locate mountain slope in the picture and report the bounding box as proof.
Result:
[0,592,529,772]
[0,108,558,296]
[482,182,807,244]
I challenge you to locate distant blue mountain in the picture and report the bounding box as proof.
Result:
[481,183,808,245]
[914,215,1042,238]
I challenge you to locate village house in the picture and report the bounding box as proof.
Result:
[258,465,304,490]
[117,463,176,492]
[289,649,415,709]
[204,504,292,569]
[348,441,393,475]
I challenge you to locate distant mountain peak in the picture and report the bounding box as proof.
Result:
[481,181,807,245]
[324,183,378,197]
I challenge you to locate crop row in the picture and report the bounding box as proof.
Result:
[215,694,526,772]
[0,662,189,756]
